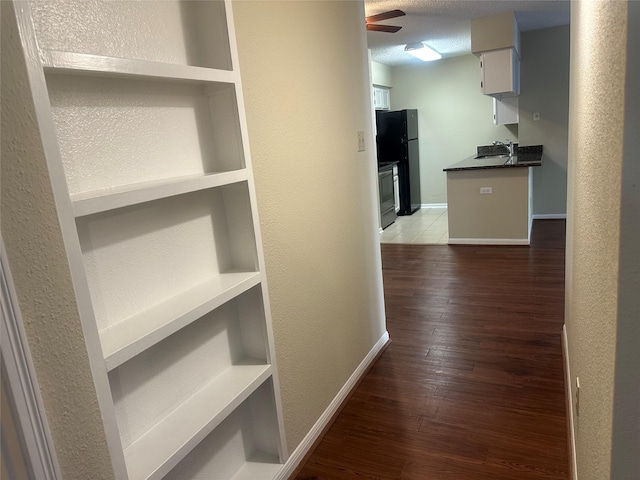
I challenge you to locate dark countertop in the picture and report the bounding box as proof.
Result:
[443,144,543,172]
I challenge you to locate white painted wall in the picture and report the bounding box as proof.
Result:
[371,60,393,87]
[233,1,387,453]
[565,1,639,478]
[390,55,517,205]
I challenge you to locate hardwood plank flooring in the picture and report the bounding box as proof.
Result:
[294,220,569,480]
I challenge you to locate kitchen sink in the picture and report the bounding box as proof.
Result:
[474,154,510,159]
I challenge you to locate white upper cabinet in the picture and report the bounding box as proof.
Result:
[471,11,520,57]
[480,48,520,98]
[373,85,391,110]
[471,12,521,99]
[493,96,519,125]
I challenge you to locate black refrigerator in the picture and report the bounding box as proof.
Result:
[376,109,421,215]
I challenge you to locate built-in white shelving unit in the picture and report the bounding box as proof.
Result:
[13,1,287,478]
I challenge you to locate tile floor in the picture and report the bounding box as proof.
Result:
[380,207,449,244]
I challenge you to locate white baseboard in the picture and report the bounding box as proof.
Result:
[532,213,567,219]
[275,331,390,480]
[563,324,578,480]
[447,237,530,245]
[421,203,447,209]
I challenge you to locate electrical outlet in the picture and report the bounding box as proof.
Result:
[576,377,580,416]
[533,112,541,121]
[357,130,365,152]
[480,187,492,194]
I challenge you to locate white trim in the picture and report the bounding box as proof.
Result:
[274,331,390,480]
[528,169,533,240]
[532,214,567,220]
[447,238,530,245]
[40,49,238,84]
[13,3,129,473]
[421,203,448,209]
[563,324,578,480]
[71,170,248,218]
[0,238,62,480]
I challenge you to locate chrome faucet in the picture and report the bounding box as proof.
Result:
[493,139,515,156]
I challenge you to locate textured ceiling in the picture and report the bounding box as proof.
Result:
[366,0,571,66]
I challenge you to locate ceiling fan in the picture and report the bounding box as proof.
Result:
[366,9,406,33]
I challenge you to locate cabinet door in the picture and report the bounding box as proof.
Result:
[373,87,383,109]
[373,86,390,110]
[381,88,390,110]
[480,48,519,97]
[493,96,519,125]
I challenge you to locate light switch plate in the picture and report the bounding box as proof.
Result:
[357,130,365,152]
[533,112,541,121]
[480,187,492,194]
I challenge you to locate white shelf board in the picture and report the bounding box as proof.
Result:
[71,170,248,218]
[41,49,238,84]
[124,361,272,480]
[101,271,261,371]
[231,452,283,480]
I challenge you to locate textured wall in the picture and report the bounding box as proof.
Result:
[232,1,387,453]
[610,3,640,477]
[519,26,570,216]
[391,55,518,205]
[30,0,231,69]
[371,60,393,88]
[0,2,114,478]
[565,1,636,478]
[46,76,225,195]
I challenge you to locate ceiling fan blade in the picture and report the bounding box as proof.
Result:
[366,24,402,33]
[366,9,406,24]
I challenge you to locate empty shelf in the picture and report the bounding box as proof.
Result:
[41,49,237,84]
[101,272,261,371]
[123,361,272,480]
[230,452,283,480]
[72,170,248,217]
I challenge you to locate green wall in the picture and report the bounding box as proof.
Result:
[519,25,570,216]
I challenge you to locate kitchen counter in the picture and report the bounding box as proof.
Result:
[443,145,543,172]
[444,144,543,245]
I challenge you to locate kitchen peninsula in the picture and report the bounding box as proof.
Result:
[444,145,542,245]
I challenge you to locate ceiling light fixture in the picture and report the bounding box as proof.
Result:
[404,42,441,61]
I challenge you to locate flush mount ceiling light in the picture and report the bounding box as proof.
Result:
[404,42,441,61]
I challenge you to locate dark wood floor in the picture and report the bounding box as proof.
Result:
[294,220,569,480]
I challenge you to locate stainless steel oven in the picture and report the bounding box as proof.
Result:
[379,164,396,229]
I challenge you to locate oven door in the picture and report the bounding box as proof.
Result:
[379,167,396,229]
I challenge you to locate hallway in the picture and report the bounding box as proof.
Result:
[295,220,569,479]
